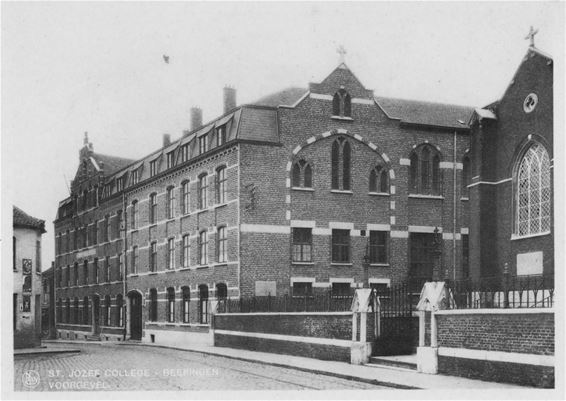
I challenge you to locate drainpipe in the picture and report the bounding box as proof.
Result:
[453,131,457,282]
[122,192,128,341]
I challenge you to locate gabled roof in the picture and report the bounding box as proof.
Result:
[375,96,474,130]
[252,87,308,107]
[92,153,135,175]
[13,206,46,233]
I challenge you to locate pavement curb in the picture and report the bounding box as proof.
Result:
[15,349,81,356]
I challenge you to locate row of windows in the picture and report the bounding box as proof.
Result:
[131,227,228,273]
[292,228,387,264]
[294,139,472,196]
[56,295,123,327]
[131,166,227,230]
[56,256,123,288]
[56,211,123,255]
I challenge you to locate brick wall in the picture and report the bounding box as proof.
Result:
[214,312,355,362]
[435,310,554,387]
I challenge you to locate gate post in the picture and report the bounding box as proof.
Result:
[415,282,454,374]
[350,289,376,365]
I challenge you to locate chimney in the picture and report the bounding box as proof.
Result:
[223,86,236,114]
[190,107,203,131]
[163,133,171,147]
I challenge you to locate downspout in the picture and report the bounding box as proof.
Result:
[122,192,128,340]
[453,131,457,282]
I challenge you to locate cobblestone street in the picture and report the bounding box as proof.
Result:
[14,343,388,391]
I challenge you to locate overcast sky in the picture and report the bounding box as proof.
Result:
[2,1,564,269]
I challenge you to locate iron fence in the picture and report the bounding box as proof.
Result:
[445,274,554,309]
[216,292,354,313]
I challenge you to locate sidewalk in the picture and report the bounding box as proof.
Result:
[15,344,81,356]
[43,339,528,390]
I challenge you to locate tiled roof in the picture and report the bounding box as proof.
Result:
[13,206,46,233]
[375,97,475,129]
[92,153,135,175]
[252,87,307,107]
[238,107,278,142]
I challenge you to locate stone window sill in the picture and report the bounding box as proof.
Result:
[331,190,353,195]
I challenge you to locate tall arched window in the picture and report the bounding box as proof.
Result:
[515,142,551,237]
[199,230,208,265]
[83,296,89,325]
[369,165,389,193]
[167,287,175,323]
[149,289,158,322]
[331,137,351,190]
[181,180,190,215]
[291,160,313,188]
[116,294,123,326]
[199,284,209,324]
[149,193,157,224]
[198,173,208,209]
[104,295,111,326]
[216,166,227,204]
[332,89,352,118]
[66,298,71,323]
[409,144,441,195]
[182,286,190,323]
[74,297,79,324]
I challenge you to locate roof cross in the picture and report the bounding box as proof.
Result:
[525,26,539,48]
[337,45,347,64]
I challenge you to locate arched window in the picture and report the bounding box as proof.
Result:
[83,296,89,325]
[149,289,158,322]
[369,165,389,193]
[515,142,551,237]
[217,226,227,263]
[104,295,111,326]
[331,138,351,190]
[131,200,138,229]
[116,294,123,326]
[182,286,190,323]
[198,173,208,209]
[332,89,352,118]
[409,145,442,195]
[167,288,175,323]
[216,166,227,204]
[149,193,157,224]
[181,180,190,215]
[83,260,88,285]
[199,230,208,265]
[199,285,209,324]
[57,298,62,323]
[462,155,471,198]
[166,186,175,219]
[291,160,314,188]
[66,298,71,323]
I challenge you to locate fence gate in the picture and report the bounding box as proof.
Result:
[373,282,420,356]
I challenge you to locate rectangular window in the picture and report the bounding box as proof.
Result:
[83,261,89,285]
[181,181,190,214]
[182,234,190,267]
[198,175,208,209]
[217,126,226,147]
[105,257,110,282]
[292,228,312,262]
[217,227,227,263]
[199,231,208,265]
[94,258,99,284]
[105,215,111,242]
[167,151,175,169]
[131,246,138,274]
[166,187,175,219]
[182,288,190,323]
[462,234,469,278]
[167,289,175,323]
[331,282,351,297]
[409,233,435,281]
[149,193,157,224]
[199,135,208,154]
[332,229,350,263]
[118,253,123,281]
[116,177,124,192]
[369,231,388,264]
[167,238,175,270]
[149,160,157,177]
[292,282,313,297]
[66,265,70,286]
[150,242,157,272]
[131,168,140,185]
[74,263,78,286]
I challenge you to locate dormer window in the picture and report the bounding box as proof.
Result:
[130,168,140,185]
[180,144,189,163]
[166,151,175,169]
[116,177,124,192]
[332,88,352,118]
[217,126,227,147]
[149,160,158,177]
[199,134,208,155]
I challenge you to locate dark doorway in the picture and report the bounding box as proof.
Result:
[129,292,143,340]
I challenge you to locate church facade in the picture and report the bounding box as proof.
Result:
[52,44,553,343]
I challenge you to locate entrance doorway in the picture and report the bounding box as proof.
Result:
[129,292,142,340]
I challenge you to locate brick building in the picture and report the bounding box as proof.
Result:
[13,206,46,348]
[53,44,553,343]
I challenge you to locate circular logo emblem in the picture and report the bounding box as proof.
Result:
[22,370,40,389]
[523,93,538,113]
